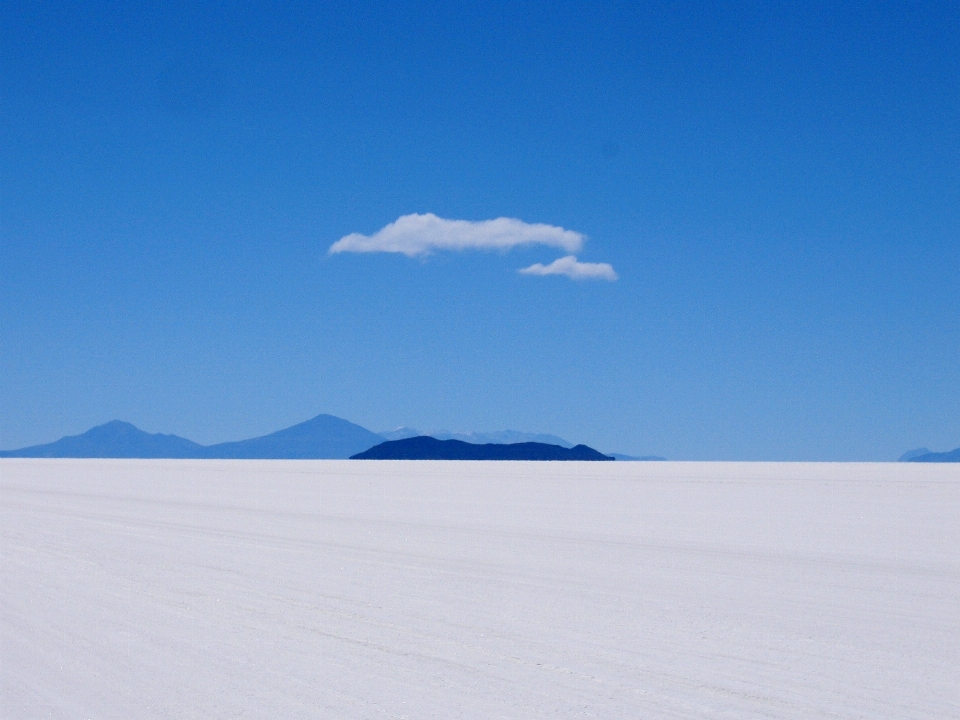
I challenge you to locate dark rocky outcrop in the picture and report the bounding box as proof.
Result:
[351,436,614,460]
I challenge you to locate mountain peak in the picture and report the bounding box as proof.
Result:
[0,419,202,458]
[86,420,145,435]
[198,414,385,459]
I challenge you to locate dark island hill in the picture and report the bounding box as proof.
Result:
[351,436,615,461]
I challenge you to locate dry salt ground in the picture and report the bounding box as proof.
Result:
[1,459,958,719]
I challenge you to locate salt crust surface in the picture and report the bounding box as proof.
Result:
[2,459,958,718]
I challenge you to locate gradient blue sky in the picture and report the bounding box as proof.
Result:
[2,1,958,459]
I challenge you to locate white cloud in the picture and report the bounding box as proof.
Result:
[329,213,584,257]
[519,255,619,281]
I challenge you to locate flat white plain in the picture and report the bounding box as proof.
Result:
[2,459,958,719]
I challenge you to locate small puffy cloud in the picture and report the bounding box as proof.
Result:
[329,213,584,257]
[519,255,618,281]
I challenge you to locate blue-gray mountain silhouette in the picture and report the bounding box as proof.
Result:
[898,447,932,461]
[377,427,422,441]
[0,415,384,459]
[0,420,204,458]
[433,430,574,447]
[200,414,383,459]
[1,416,640,461]
[378,428,575,447]
[351,436,614,460]
[906,447,960,463]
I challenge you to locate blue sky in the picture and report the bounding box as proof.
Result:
[2,1,958,459]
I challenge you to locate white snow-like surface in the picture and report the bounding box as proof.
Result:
[2,459,958,718]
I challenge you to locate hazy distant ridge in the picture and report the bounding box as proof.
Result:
[898,447,932,462]
[1,415,657,460]
[0,421,204,459]
[0,415,382,460]
[379,428,575,447]
[906,447,960,463]
[197,415,384,459]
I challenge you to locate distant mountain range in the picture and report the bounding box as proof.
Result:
[898,447,932,462]
[378,427,575,447]
[608,453,667,461]
[903,447,960,463]
[376,428,664,459]
[198,415,383,459]
[0,420,205,459]
[0,415,383,460]
[352,436,614,461]
[0,415,654,460]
